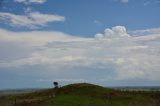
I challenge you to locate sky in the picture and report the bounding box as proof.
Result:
[0,0,160,89]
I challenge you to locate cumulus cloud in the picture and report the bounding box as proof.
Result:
[0,26,160,83]
[95,33,104,39]
[14,0,47,4]
[95,26,130,39]
[0,11,65,29]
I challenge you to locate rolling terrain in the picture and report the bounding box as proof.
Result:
[0,83,160,106]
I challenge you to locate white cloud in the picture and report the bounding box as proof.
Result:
[0,12,65,29]
[14,0,47,4]
[95,33,104,39]
[94,20,102,25]
[95,26,130,39]
[0,26,160,82]
[0,28,83,46]
[120,0,129,3]
[130,27,160,36]
[115,0,129,3]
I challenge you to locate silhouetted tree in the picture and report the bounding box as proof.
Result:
[53,81,58,88]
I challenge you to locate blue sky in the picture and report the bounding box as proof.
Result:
[1,0,160,36]
[0,0,160,89]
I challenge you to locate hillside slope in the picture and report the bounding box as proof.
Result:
[0,83,160,106]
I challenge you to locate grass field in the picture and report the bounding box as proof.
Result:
[0,83,160,106]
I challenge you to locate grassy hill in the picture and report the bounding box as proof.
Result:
[0,83,160,106]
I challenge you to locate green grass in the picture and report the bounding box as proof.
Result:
[0,83,160,106]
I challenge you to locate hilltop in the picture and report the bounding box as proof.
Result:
[0,83,160,106]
